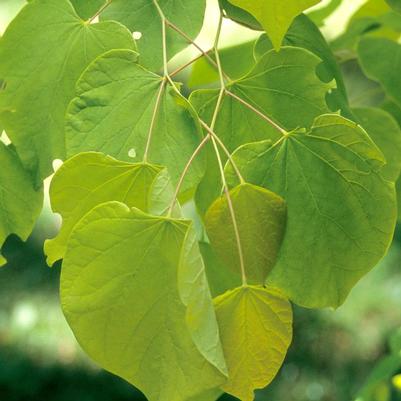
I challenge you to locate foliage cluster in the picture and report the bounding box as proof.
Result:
[1,0,401,400]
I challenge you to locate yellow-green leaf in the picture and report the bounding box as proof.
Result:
[205,183,286,284]
[61,202,227,401]
[214,285,293,401]
[228,0,321,50]
[45,152,163,266]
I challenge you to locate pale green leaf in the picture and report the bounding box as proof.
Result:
[61,202,226,401]
[214,285,293,401]
[228,0,321,50]
[102,0,206,71]
[190,46,332,214]
[70,0,105,20]
[353,107,401,182]
[0,0,135,183]
[0,143,43,266]
[226,114,397,308]
[205,183,286,284]
[66,49,205,197]
[178,226,228,376]
[148,167,182,218]
[45,152,163,266]
[358,37,401,108]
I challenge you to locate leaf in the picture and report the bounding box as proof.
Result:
[254,14,350,116]
[342,60,385,109]
[386,0,401,13]
[227,0,321,50]
[45,152,164,266]
[191,46,332,214]
[226,114,397,308]
[0,0,135,183]
[219,0,262,31]
[0,142,43,266]
[205,183,287,284]
[214,285,293,401]
[61,202,227,401]
[70,0,105,20]
[101,0,206,71]
[65,49,205,197]
[148,167,182,218]
[358,37,401,108]
[200,242,242,298]
[178,225,228,377]
[353,107,401,182]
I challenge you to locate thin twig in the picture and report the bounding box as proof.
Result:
[169,50,213,77]
[208,10,247,286]
[165,19,230,81]
[225,89,288,136]
[199,119,245,184]
[167,134,211,216]
[143,79,166,162]
[88,0,112,23]
[211,134,247,286]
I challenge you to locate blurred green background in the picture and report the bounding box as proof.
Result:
[1,1,401,401]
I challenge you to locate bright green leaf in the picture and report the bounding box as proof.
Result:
[45,152,163,266]
[70,0,105,20]
[66,49,205,197]
[226,114,397,308]
[358,37,401,108]
[214,285,293,401]
[61,202,226,401]
[102,0,206,71]
[353,107,401,182]
[0,0,135,183]
[0,142,43,266]
[191,46,332,214]
[254,15,350,116]
[205,183,286,284]
[227,0,321,50]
